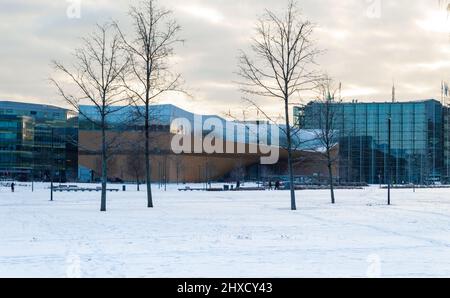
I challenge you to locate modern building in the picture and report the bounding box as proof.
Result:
[0,101,78,181]
[77,104,333,183]
[299,99,446,185]
[0,100,335,183]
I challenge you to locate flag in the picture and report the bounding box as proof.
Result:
[392,83,396,103]
[443,81,449,97]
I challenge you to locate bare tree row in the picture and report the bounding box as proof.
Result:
[51,0,340,211]
[51,0,182,211]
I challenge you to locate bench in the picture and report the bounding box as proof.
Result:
[53,187,119,192]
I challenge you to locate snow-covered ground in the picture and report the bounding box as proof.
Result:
[1,182,450,278]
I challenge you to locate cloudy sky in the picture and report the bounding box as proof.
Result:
[1,0,450,118]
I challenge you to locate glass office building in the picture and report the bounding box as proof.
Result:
[0,101,78,181]
[300,99,444,184]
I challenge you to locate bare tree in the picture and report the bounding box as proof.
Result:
[51,23,129,212]
[169,154,184,185]
[312,77,341,204]
[229,158,246,183]
[238,1,321,210]
[115,0,183,208]
[126,144,146,191]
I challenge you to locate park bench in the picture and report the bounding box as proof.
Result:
[53,186,119,192]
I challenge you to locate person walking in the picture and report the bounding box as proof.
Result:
[268,181,273,190]
[11,182,15,193]
[275,180,280,190]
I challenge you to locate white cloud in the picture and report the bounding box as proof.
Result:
[177,4,224,25]
[342,86,379,98]
[414,60,450,71]
[416,11,450,33]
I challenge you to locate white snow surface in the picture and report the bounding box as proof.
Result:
[1,182,450,278]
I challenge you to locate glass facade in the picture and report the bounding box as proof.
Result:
[0,102,78,181]
[443,106,450,182]
[0,115,34,176]
[301,100,444,184]
[293,106,304,127]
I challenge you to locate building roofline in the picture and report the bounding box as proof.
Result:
[0,100,68,112]
[343,98,440,104]
[303,98,440,106]
[79,103,226,121]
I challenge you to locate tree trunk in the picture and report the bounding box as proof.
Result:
[100,116,107,212]
[145,104,153,208]
[326,103,335,205]
[328,161,335,204]
[284,99,297,211]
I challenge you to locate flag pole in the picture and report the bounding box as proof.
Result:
[445,82,449,106]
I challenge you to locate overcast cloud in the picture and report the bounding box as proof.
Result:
[1,0,450,118]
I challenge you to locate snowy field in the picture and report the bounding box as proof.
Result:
[1,182,450,278]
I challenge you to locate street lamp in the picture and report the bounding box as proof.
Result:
[387,117,392,206]
[50,127,54,202]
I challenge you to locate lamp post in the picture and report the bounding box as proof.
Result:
[50,128,54,202]
[164,155,167,192]
[387,117,392,205]
[31,165,34,192]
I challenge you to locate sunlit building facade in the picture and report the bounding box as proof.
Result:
[77,104,331,183]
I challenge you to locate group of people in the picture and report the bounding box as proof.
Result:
[268,180,281,190]
[235,180,281,190]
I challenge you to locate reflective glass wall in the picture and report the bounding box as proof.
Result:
[0,102,78,181]
[0,115,34,176]
[302,100,444,184]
